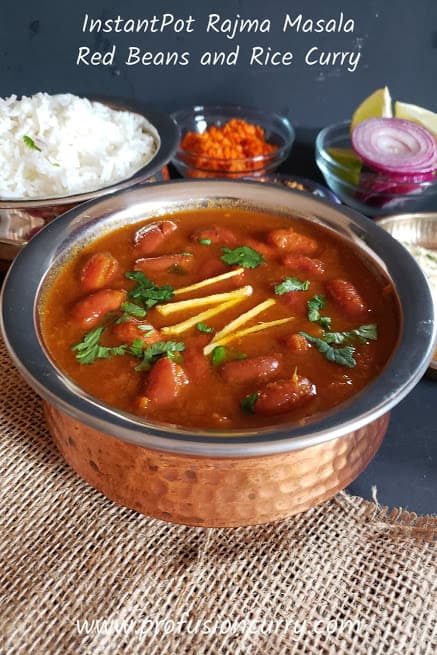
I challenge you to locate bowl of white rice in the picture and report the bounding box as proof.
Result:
[0,93,179,262]
[377,212,437,378]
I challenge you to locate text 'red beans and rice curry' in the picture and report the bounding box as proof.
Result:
[40,209,399,430]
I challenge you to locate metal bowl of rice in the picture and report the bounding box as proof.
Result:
[377,212,437,379]
[0,93,179,263]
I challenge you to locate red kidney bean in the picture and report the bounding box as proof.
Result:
[220,355,280,385]
[71,289,126,328]
[133,220,177,256]
[80,251,119,291]
[183,340,211,385]
[134,253,194,274]
[326,279,368,317]
[287,333,310,353]
[242,237,276,260]
[282,253,325,277]
[279,291,309,314]
[267,228,319,255]
[190,225,239,245]
[112,319,161,347]
[143,357,188,406]
[254,375,316,415]
[197,257,228,280]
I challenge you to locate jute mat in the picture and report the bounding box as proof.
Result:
[0,337,436,655]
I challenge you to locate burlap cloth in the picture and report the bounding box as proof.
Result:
[0,336,436,655]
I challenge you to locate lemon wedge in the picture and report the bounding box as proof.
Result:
[395,101,437,139]
[351,86,392,131]
[327,147,362,185]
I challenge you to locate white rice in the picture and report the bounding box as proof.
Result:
[0,93,159,200]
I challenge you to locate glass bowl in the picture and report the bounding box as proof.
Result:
[316,120,437,218]
[171,105,295,178]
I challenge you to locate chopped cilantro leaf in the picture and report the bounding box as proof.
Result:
[211,345,247,367]
[135,341,185,371]
[121,301,147,318]
[23,135,59,166]
[115,301,147,324]
[71,327,128,364]
[211,346,227,367]
[240,392,260,414]
[323,324,378,345]
[307,295,332,330]
[299,332,356,368]
[274,277,310,295]
[137,324,155,335]
[167,350,184,364]
[23,135,42,152]
[125,271,174,308]
[129,338,145,358]
[196,322,214,334]
[307,295,325,321]
[221,246,264,269]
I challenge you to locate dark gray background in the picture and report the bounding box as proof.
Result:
[1,0,436,513]
[2,0,437,127]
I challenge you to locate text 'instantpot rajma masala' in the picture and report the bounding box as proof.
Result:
[41,209,399,429]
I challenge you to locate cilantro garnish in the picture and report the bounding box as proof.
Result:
[137,324,155,335]
[125,271,174,308]
[23,134,59,166]
[115,301,147,324]
[196,322,214,334]
[221,246,264,269]
[274,277,310,295]
[134,341,185,371]
[129,338,145,358]
[240,392,260,414]
[23,135,42,152]
[323,324,378,345]
[211,346,227,367]
[307,295,332,330]
[71,327,128,364]
[211,345,247,367]
[299,332,356,368]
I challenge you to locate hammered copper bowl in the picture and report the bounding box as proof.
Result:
[1,181,436,527]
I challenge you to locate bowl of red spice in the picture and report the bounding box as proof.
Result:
[171,105,295,178]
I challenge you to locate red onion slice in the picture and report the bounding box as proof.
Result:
[351,118,437,175]
[356,171,430,207]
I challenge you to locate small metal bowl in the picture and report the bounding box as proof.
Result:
[0,104,179,263]
[377,212,437,378]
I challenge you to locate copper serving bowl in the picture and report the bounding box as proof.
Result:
[1,181,436,527]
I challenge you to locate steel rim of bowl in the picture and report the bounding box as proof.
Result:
[245,174,342,205]
[0,105,180,207]
[315,120,437,199]
[1,179,436,457]
[171,105,295,167]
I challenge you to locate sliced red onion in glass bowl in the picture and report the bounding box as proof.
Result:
[351,117,437,176]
